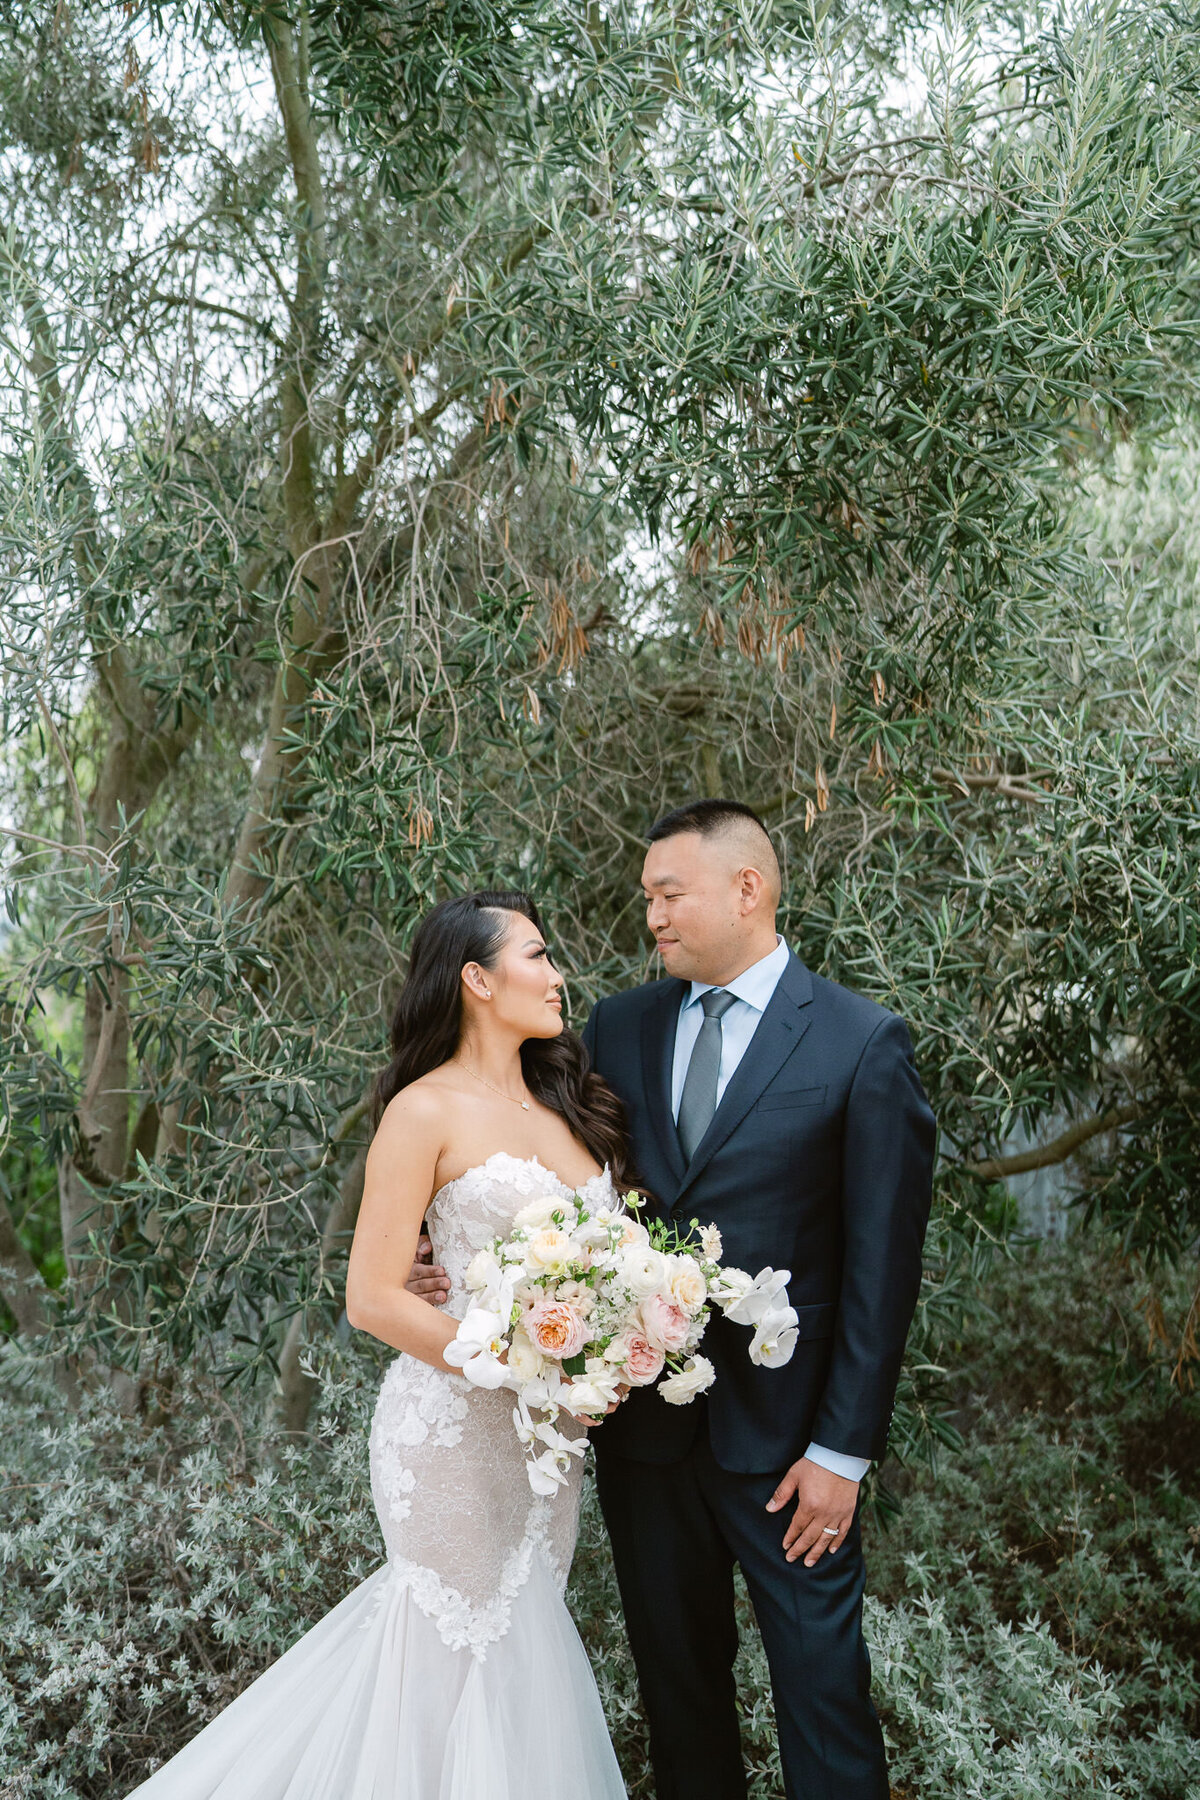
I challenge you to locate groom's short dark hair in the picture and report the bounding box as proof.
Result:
[647,798,772,844]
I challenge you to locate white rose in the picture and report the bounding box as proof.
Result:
[620,1243,670,1297]
[666,1255,708,1313]
[527,1226,573,1272]
[506,1324,545,1382]
[658,1356,717,1405]
[513,1195,564,1230]
[465,1248,502,1293]
[617,1215,651,1248]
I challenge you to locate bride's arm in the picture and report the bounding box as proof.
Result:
[345,1091,461,1370]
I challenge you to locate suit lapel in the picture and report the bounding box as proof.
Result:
[640,982,688,1196]
[674,953,814,1203]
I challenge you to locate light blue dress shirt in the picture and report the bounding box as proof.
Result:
[671,936,871,1486]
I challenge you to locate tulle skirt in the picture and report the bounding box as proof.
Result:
[125,1551,626,1799]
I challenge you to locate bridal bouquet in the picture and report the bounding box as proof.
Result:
[444,1188,800,1495]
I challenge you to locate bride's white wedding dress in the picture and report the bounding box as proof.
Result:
[128,1153,627,1799]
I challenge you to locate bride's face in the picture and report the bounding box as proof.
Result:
[473,913,565,1039]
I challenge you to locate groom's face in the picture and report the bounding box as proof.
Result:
[641,832,747,984]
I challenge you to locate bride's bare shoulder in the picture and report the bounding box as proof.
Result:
[374,1067,463,1140]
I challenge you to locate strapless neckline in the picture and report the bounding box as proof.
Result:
[431,1149,611,1210]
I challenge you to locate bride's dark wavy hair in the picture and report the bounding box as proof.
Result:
[373,891,636,1189]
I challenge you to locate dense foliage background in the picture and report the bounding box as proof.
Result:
[1,0,1198,1790]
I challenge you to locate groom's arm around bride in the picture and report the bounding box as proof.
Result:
[582,799,935,1800]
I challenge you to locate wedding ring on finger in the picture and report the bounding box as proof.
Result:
[821,1525,839,1536]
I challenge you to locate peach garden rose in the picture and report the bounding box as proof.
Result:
[526,1297,589,1361]
[448,1185,798,1495]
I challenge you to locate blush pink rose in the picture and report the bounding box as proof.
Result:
[526,1298,589,1361]
[616,1330,665,1387]
[639,1292,691,1353]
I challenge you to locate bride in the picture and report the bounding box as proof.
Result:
[127,889,631,1799]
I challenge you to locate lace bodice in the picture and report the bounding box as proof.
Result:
[426,1151,615,1319]
[368,1153,616,1660]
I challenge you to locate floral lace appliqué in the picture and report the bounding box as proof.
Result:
[388,1500,554,1660]
[367,1154,610,1666]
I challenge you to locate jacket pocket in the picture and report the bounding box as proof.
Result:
[792,1300,836,1341]
[756,1084,826,1112]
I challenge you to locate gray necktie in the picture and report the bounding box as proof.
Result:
[677,989,737,1162]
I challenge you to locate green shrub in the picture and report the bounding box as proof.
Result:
[2,1242,1196,1797]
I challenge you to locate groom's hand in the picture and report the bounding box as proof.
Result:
[767,1456,859,1567]
[405,1235,450,1306]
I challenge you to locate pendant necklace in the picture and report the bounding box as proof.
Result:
[460,1062,531,1110]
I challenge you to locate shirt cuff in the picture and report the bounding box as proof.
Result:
[802,1442,870,1483]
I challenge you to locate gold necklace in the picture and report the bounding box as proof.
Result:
[459,1062,532,1111]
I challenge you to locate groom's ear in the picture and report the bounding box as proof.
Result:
[737,865,769,911]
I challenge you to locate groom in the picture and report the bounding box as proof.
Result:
[580,799,935,1800]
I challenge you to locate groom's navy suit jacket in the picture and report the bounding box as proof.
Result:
[582,953,935,1475]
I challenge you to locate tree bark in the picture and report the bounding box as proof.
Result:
[0,1197,53,1336]
[961,1103,1142,1180]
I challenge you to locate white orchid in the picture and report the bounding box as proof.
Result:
[744,1317,802,1368]
[443,1305,512,1388]
[721,1266,792,1327]
[451,1184,799,1493]
[749,1305,800,1367]
[708,1265,755,1309]
[525,1448,578,1495]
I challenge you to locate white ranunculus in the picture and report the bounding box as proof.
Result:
[658,1355,717,1405]
[666,1254,708,1313]
[620,1243,670,1297]
[513,1195,564,1230]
